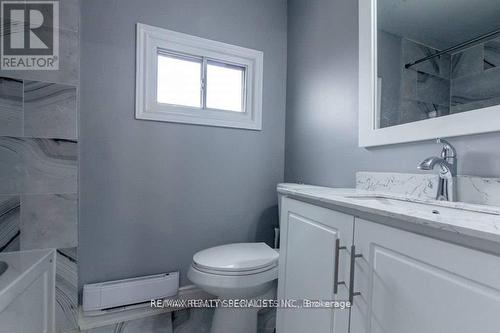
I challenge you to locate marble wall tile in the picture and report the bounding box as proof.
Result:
[20,193,77,250]
[0,137,77,194]
[399,39,452,126]
[83,312,174,333]
[439,53,451,79]
[402,39,450,78]
[380,111,398,129]
[451,67,500,113]
[484,38,500,70]
[0,28,79,86]
[416,72,450,106]
[0,195,20,252]
[24,81,78,139]
[399,100,449,125]
[56,0,80,33]
[0,137,27,194]
[0,77,23,137]
[401,69,417,100]
[56,247,79,333]
[451,45,483,79]
[399,100,426,124]
[79,306,275,333]
[173,308,212,333]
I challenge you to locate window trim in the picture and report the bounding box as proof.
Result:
[136,23,263,130]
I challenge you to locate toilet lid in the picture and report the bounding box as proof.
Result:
[193,243,279,272]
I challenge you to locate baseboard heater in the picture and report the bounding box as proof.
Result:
[83,272,179,316]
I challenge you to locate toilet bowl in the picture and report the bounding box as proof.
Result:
[188,243,279,333]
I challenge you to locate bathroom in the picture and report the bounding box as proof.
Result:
[1,0,500,332]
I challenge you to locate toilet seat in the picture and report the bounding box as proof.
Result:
[188,243,279,293]
[192,260,277,276]
[188,263,278,290]
[192,243,279,273]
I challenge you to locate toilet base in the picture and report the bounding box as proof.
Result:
[211,305,260,333]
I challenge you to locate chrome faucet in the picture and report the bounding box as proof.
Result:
[418,138,457,201]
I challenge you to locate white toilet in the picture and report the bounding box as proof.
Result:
[188,242,279,333]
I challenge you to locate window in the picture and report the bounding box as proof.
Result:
[157,53,202,108]
[206,61,245,112]
[136,24,263,130]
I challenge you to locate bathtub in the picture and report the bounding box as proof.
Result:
[0,249,56,333]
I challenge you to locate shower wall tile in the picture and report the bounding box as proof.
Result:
[79,305,275,333]
[0,137,27,194]
[439,53,451,79]
[451,67,500,113]
[400,100,449,125]
[82,313,174,333]
[173,308,213,333]
[402,39,450,78]
[416,72,450,106]
[399,100,428,124]
[380,111,399,129]
[401,69,417,100]
[56,247,78,333]
[0,28,79,86]
[0,195,20,252]
[0,0,80,319]
[20,193,77,250]
[451,45,483,79]
[0,77,23,137]
[23,139,77,194]
[24,81,78,139]
[484,38,500,70]
[0,137,77,194]
[56,0,80,33]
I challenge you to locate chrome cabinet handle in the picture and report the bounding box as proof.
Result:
[349,245,362,303]
[334,238,346,294]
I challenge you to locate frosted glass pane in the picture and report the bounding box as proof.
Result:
[157,54,201,107]
[206,62,244,112]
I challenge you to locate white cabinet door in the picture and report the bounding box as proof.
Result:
[350,218,500,333]
[276,198,353,333]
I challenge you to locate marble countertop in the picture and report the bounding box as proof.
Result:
[278,183,500,245]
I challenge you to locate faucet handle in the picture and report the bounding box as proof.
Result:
[437,138,456,159]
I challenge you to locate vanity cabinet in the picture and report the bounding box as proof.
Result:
[276,198,353,333]
[277,197,500,333]
[350,218,500,333]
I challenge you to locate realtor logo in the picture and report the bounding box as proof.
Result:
[1,0,59,70]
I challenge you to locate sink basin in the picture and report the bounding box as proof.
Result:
[0,262,7,276]
[345,194,500,217]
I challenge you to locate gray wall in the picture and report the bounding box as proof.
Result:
[79,0,287,288]
[285,0,500,188]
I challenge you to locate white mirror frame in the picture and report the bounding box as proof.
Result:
[358,0,500,147]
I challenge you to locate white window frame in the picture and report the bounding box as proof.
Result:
[136,23,263,130]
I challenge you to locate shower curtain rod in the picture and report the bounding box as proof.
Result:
[404,28,500,69]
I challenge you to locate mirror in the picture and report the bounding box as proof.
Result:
[358,0,500,147]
